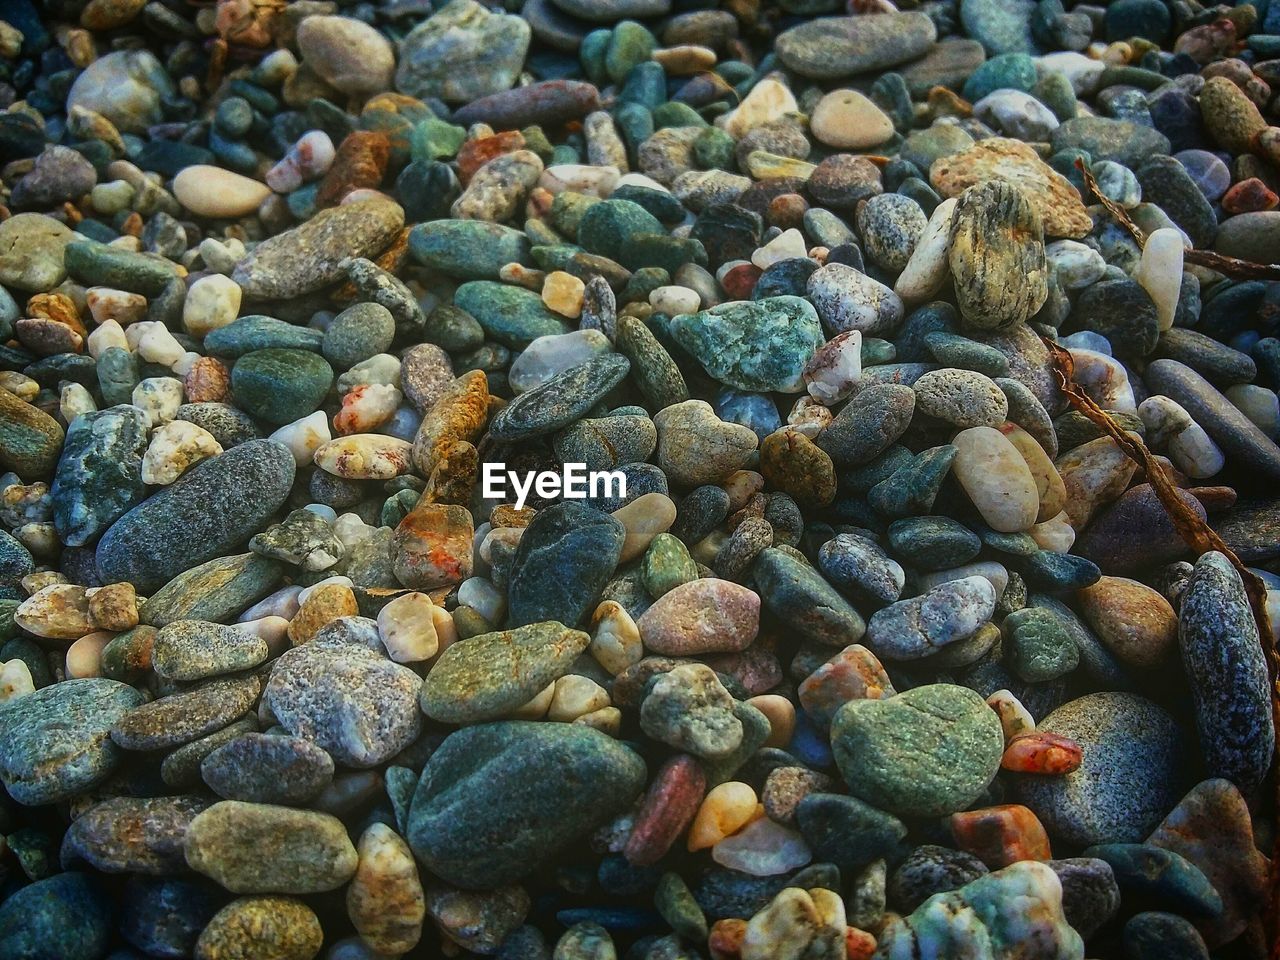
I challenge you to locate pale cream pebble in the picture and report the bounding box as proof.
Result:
[741,887,846,960]
[0,659,34,704]
[333,383,402,435]
[266,129,335,193]
[573,706,623,736]
[456,577,505,624]
[173,165,272,218]
[170,351,202,377]
[1067,347,1136,414]
[1029,511,1076,552]
[297,576,354,606]
[237,616,292,659]
[15,583,93,639]
[1226,383,1280,439]
[14,522,59,560]
[180,277,238,340]
[748,693,796,749]
[987,689,1036,742]
[59,383,97,423]
[1138,395,1224,479]
[131,321,186,366]
[140,420,222,485]
[86,318,128,358]
[589,600,642,676]
[428,604,458,665]
[952,425,1040,533]
[479,526,524,565]
[22,571,67,593]
[688,782,759,851]
[269,411,332,468]
[66,630,115,679]
[785,396,832,439]
[1055,434,1140,529]
[336,353,402,392]
[538,164,621,197]
[108,235,142,252]
[346,822,426,955]
[376,592,440,664]
[652,44,717,74]
[723,470,765,511]
[998,421,1067,522]
[238,584,303,622]
[499,262,546,290]
[803,329,862,406]
[649,285,700,316]
[712,817,812,877]
[546,674,611,722]
[894,197,957,304]
[810,88,895,150]
[509,681,555,720]
[333,513,376,549]
[1134,227,1184,332]
[613,172,669,193]
[744,151,816,181]
[751,228,807,270]
[198,236,247,274]
[542,270,586,319]
[612,492,677,564]
[85,287,147,325]
[131,377,183,427]
[916,560,1009,599]
[314,434,414,479]
[0,372,38,401]
[717,76,798,138]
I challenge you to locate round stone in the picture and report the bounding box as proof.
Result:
[810,90,894,150]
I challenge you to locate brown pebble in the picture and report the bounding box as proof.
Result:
[317,130,390,207]
[287,584,359,646]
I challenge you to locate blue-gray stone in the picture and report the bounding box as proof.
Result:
[51,405,149,548]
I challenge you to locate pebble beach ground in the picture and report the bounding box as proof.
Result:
[0,0,1278,958]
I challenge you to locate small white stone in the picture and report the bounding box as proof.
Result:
[199,236,247,274]
[510,681,555,720]
[377,592,440,663]
[14,521,58,560]
[333,513,376,548]
[649,285,701,316]
[1138,395,1225,479]
[141,420,222,485]
[1057,330,1111,355]
[751,228,808,270]
[59,383,97,422]
[334,383,402,435]
[0,659,34,704]
[509,330,612,394]
[717,77,798,138]
[313,434,414,479]
[236,616,291,658]
[546,674,610,722]
[973,88,1060,140]
[171,351,202,377]
[915,561,1010,598]
[1045,239,1107,290]
[15,583,93,640]
[952,425,1040,533]
[130,321,186,366]
[238,585,303,622]
[711,817,811,877]
[266,130,334,193]
[66,631,113,679]
[173,165,272,218]
[336,353,401,392]
[1067,347,1136,414]
[1037,51,1106,95]
[1226,383,1280,438]
[809,89,894,150]
[538,164,621,197]
[1029,511,1077,552]
[131,377,184,427]
[804,329,862,405]
[894,197,957,304]
[269,411,332,467]
[86,318,128,358]
[1134,227,1185,332]
[182,273,242,337]
[589,600,641,675]
[86,287,147,326]
[457,577,506,624]
[786,396,833,438]
[613,172,670,193]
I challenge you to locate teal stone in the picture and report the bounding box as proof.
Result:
[232,349,334,425]
[959,0,1040,54]
[803,208,856,249]
[962,53,1037,101]
[654,101,708,129]
[380,488,418,528]
[553,414,657,470]
[506,501,626,627]
[831,684,1005,818]
[424,304,485,352]
[614,101,655,157]
[1104,0,1171,43]
[862,338,897,366]
[641,533,698,598]
[752,547,866,645]
[96,440,295,593]
[323,302,396,370]
[868,444,956,517]
[409,220,532,280]
[454,281,573,348]
[491,354,631,442]
[203,315,324,360]
[50,405,149,548]
[0,678,144,805]
[1050,117,1170,168]
[96,345,139,407]
[621,266,670,304]
[702,699,771,785]
[1004,606,1079,681]
[549,192,601,239]
[1018,550,1101,591]
[611,185,688,225]
[795,792,907,873]
[1033,71,1078,122]
[0,873,112,960]
[580,29,611,85]
[924,331,1010,377]
[618,61,667,108]
[1082,843,1221,919]
[407,721,646,888]
[671,295,824,393]
[63,240,183,295]
[410,116,467,161]
[607,21,656,85]
[887,516,981,570]
[138,553,283,627]
[577,199,665,261]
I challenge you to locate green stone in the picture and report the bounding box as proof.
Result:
[64,240,183,295]
[0,387,64,481]
[654,101,708,129]
[423,304,485,352]
[409,220,532,280]
[50,405,149,548]
[1004,606,1079,681]
[962,52,1037,101]
[232,349,334,425]
[322,302,396,370]
[204,316,324,360]
[549,192,601,238]
[410,116,467,161]
[831,683,1004,818]
[607,21,656,85]
[615,315,689,410]
[96,346,139,407]
[752,547,865,645]
[490,354,631,442]
[420,621,590,723]
[671,295,824,393]
[141,553,285,627]
[577,199,664,261]
[454,281,572,348]
[641,533,698,598]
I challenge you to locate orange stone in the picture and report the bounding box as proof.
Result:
[950,804,1051,868]
[1001,731,1083,774]
[183,356,231,403]
[709,918,747,960]
[457,130,526,184]
[317,130,391,207]
[846,927,877,960]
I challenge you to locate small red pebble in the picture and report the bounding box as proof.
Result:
[1001,731,1084,775]
[1222,177,1279,214]
[950,804,1052,868]
[720,263,762,300]
[709,918,747,960]
[456,130,526,184]
[623,754,706,866]
[845,926,877,960]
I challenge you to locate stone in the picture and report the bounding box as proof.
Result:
[810,90,894,150]
[831,684,1005,818]
[952,426,1040,532]
[641,662,743,759]
[637,578,759,655]
[864,576,996,661]
[816,384,915,466]
[672,296,824,394]
[153,619,268,682]
[775,13,938,79]
[111,675,261,752]
[201,733,334,805]
[931,138,1090,239]
[0,387,65,480]
[505,501,624,627]
[194,897,322,960]
[397,0,530,103]
[407,721,646,888]
[348,823,426,954]
[410,220,531,281]
[1076,577,1177,669]
[264,637,423,768]
[0,213,77,292]
[490,354,630,441]
[51,405,148,548]
[949,180,1047,332]
[807,262,904,337]
[654,400,758,486]
[173,166,270,219]
[1050,117,1170,168]
[297,16,394,95]
[67,50,173,133]
[185,801,357,894]
[0,873,112,960]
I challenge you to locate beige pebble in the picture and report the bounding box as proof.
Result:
[998,422,1066,522]
[810,88,895,149]
[16,583,93,640]
[173,165,272,219]
[612,492,677,564]
[314,434,414,479]
[541,271,585,318]
[952,426,1040,533]
[546,674,611,722]
[376,592,440,663]
[688,782,759,852]
[1055,435,1139,529]
[748,693,796,749]
[66,631,114,678]
[141,420,222,485]
[346,822,425,955]
[0,658,35,703]
[1077,576,1178,668]
[589,599,642,675]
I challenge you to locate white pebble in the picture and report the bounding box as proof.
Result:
[894,197,956,304]
[1225,383,1280,439]
[0,659,34,704]
[1134,227,1185,332]
[141,420,222,485]
[1138,395,1225,478]
[182,274,242,337]
[376,592,440,663]
[751,228,807,270]
[131,377,184,427]
[269,411,332,467]
[86,318,128,358]
[649,285,701,316]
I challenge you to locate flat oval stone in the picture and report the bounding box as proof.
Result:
[751,547,865,646]
[201,733,335,805]
[407,721,646,888]
[111,675,261,752]
[0,678,144,805]
[173,166,271,219]
[194,897,322,960]
[454,280,573,348]
[864,576,996,661]
[775,13,937,79]
[490,354,631,441]
[0,873,112,960]
[409,219,531,280]
[636,578,760,655]
[421,621,590,723]
[151,619,269,682]
[141,553,283,627]
[232,349,334,426]
[50,405,149,548]
[61,795,208,874]
[0,386,65,480]
[96,440,295,592]
[952,426,1040,532]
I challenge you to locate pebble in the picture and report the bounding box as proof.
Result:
[775,12,938,79]
[636,577,759,655]
[194,897,322,960]
[173,166,271,219]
